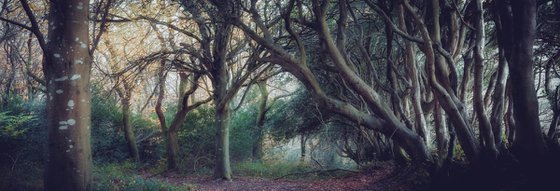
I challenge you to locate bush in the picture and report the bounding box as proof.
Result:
[176,106,216,172]
[91,91,130,163]
[230,105,258,161]
[90,88,162,164]
[0,95,46,191]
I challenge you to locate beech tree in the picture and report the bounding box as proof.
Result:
[0,0,114,189]
[44,1,93,189]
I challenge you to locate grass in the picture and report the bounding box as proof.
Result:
[93,162,196,191]
[233,160,322,179]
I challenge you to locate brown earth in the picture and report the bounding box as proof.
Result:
[142,164,412,191]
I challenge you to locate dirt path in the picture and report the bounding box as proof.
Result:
[143,165,410,191]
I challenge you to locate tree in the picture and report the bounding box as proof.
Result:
[43,1,93,189]
[497,0,546,160]
[177,0,270,180]
[102,39,140,162]
[0,0,116,189]
[231,0,436,163]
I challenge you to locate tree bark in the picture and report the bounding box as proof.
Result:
[120,85,140,162]
[473,0,498,159]
[403,0,481,163]
[398,4,429,148]
[498,0,546,158]
[253,81,268,160]
[155,62,177,170]
[44,0,93,190]
[212,20,234,180]
[434,101,449,161]
[490,47,508,148]
[214,103,232,180]
[505,84,516,146]
[300,134,307,162]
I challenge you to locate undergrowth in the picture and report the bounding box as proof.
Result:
[93,162,195,191]
[233,160,357,180]
[233,160,314,178]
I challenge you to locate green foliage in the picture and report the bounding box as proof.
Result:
[93,162,195,191]
[176,102,262,171]
[233,160,313,179]
[91,90,130,163]
[266,89,326,142]
[90,87,161,163]
[0,95,45,191]
[177,105,216,171]
[0,111,35,137]
[230,104,258,161]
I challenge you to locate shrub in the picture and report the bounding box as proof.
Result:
[93,162,195,191]
[0,95,46,191]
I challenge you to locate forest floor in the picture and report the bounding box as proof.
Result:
[140,163,413,191]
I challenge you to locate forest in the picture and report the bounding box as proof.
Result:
[0,0,559,190]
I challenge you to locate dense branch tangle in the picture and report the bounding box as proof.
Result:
[228,0,537,165]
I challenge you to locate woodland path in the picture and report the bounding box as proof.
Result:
[142,164,410,191]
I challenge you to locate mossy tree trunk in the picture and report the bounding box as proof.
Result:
[252,81,268,160]
[117,82,140,162]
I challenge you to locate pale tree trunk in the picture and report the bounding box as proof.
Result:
[154,62,177,170]
[505,85,516,146]
[237,0,432,163]
[490,48,508,148]
[473,0,498,159]
[544,52,560,143]
[163,73,191,170]
[253,81,268,160]
[166,73,206,171]
[119,83,140,162]
[398,4,429,148]
[434,101,449,161]
[491,7,510,148]
[214,103,232,180]
[105,38,139,162]
[44,0,93,190]
[383,10,415,140]
[403,0,481,163]
[314,0,431,163]
[212,22,233,180]
[3,47,16,107]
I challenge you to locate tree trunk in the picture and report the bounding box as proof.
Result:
[214,104,232,180]
[2,50,15,108]
[490,48,508,148]
[473,0,498,159]
[300,134,307,162]
[503,0,546,159]
[165,130,179,170]
[314,0,432,163]
[434,101,449,161]
[44,0,93,190]
[121,89,140,162]
[398,4,429,148]
[253,81,268,160]
[547,113,559,144]
[505,87,516,146]
[212,27,233,180]
[155,62,177,170]
[403,0,481,163]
